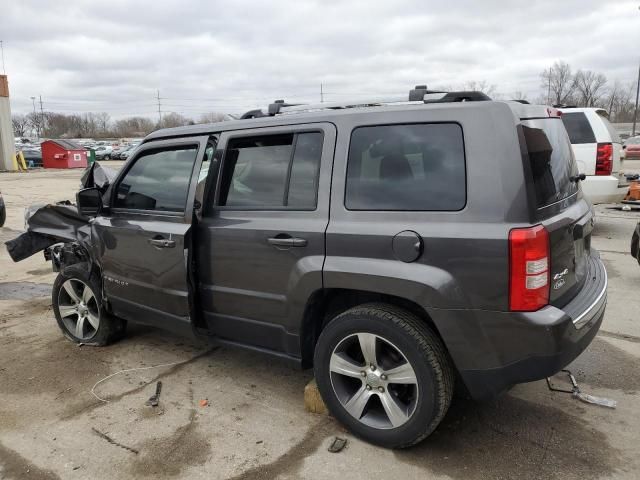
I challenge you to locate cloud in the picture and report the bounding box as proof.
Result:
[1,0,638,119]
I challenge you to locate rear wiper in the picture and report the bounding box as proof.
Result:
[570,173,586,183]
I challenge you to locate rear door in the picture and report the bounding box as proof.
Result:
[520,117,592,306]
[196,123,335,357]
[93,136,208,333]
[560,111,597,174]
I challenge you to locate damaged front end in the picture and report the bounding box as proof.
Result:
[4,162,117,272]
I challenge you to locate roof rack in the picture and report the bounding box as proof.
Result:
[240,85,492,119]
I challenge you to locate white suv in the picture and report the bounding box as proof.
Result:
[559,107,625,204]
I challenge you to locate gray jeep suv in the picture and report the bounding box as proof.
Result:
[20,87,608,448]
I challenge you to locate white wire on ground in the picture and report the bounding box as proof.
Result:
[90,360,190,403]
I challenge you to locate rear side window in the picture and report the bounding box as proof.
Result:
[114,145,198,212]
[561,112,596,144]
[521,118,578,208]
[219,132,323,209]
[345,123,466,211]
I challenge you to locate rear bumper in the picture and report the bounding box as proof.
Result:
[581,175,626,204]
[436,251,607,400]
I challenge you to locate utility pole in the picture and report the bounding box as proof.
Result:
[320,83,324,103]
[633,63,640,136]
[30,96,39,140]
[547,68,551,105]
[39,95,44,137]
[157,90,162,125]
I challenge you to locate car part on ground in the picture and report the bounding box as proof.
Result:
[546,370,616,408]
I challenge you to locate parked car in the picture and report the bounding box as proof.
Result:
[0,190,5,227]
[623,136,640,160]
[94,146,113,160]
[20,148,43,167]
[559,107,626,204]
[117,145,137,161]
[20,88,607,449]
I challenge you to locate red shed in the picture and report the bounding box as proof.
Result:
[41,140,88,169]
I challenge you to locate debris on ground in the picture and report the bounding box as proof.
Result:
[547,369,617,409]
[91,428,139,455]
[304,378,328,415]
[199,399,209,407]
[145,381,162,407]
[328,436,348,453]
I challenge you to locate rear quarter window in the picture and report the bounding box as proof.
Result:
[345,123,466,211]
[597,113,621,143]
[561,112,596,144]
[521,118,579,209]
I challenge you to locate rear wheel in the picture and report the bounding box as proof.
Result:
[314,303,454,448]
[52,263,126,345]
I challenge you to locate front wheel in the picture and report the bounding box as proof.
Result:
[52,263,126,345]
[104,154,111,160]
[314,303,454,448]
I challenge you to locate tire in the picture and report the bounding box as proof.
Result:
[314,303,454,449]
[0,200,5,228]
[104,155,111,160]
[52,263,126,345]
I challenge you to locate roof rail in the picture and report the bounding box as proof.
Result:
[240,85,492,119]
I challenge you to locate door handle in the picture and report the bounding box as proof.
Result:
[267,236,307,248]
[148,238,176,248]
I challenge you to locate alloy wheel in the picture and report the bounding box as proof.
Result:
[329,332,419,429]
[57,279,100,340]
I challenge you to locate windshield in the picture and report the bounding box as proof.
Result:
[521,118,579,209]
[626,137,640,145]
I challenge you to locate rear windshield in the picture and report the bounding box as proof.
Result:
[561,112,596,144]
[521,118,579,209]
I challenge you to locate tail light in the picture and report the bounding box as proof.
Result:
[509,225,550,311]
[595,143,613,175]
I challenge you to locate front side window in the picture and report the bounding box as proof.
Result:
[218,132,323,209]
[345,123,466,211]
[114,145,198,212]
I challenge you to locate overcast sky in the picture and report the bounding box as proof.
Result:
[1,0,639,120]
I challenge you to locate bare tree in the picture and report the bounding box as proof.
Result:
[540,61,575,105]
[198,112,232,124]
[573,70,608,107]
[461,80,497,97]
[26,111,45,137]
[511,91,528,101]
[94,112,111,135]
[158,112,192,129]
[11,114,30,137]
[113,117,155,137]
